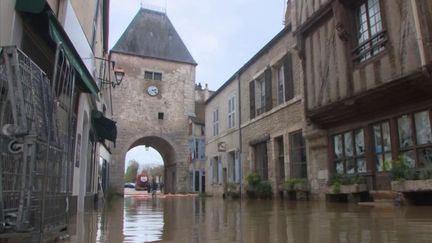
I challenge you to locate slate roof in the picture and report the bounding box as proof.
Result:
[111,8,196,65]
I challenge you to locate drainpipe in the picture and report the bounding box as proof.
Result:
[410,0,427,67]
[236,73,243,200]
[236,72,244,243]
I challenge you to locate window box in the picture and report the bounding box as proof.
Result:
[326,183,368,195]
[281,179,309,192]
[391,179,432,192]
[281,179,309,200]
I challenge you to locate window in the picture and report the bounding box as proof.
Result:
[373,121,392,172]
[275,136,285,181]
[228,151,236,183]
[194,139,199,159]
[228,96,235,129]
[249,68,272,119]
[254,142,268,180]
[333,129,366,174]
[144,71,162,81]
[397,111,432,168]
[290,131,307,178]
[213,108,219,136]
[144,71,153,80]
[190,138,205,161]
[353,0,386,63]
[158,112,164,120]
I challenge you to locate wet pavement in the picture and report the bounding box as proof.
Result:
[64,194,432,243]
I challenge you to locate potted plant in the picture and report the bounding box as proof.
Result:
[390,157,432,192]
[326,173,367,194]
[283,178,309,200]
[283,178,308,191]
[223,182,240,199]
[245,172,273,199]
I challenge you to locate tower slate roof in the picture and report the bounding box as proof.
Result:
[111,8,197,65]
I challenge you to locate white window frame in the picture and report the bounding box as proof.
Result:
[213,108,219,136]
[228,95,236,129]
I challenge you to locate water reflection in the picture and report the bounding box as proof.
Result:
[123,197,163,242]
[65,197,432,243]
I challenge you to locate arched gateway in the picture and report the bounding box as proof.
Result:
[108,8,197,194]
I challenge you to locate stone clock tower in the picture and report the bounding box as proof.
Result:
[109,8,197,193]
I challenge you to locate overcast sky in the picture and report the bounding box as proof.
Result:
[111,0,286,167]
[110,0,286,91]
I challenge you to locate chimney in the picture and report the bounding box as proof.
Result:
[284,0,292,26]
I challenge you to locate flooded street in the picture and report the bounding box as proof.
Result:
[65,196,432,243]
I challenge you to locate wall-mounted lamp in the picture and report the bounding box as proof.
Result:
[112,67,125,87]
[94,56,125,88]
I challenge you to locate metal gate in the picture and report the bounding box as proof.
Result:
[0,46,75,241]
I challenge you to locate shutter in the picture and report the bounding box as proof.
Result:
[264,67,272,112]
[249,81,255,119]
[284,53,294,101]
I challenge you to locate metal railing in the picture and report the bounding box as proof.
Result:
[0,46,75,241]
[352,30,387,63]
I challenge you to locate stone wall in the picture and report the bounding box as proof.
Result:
[109,52,196,194]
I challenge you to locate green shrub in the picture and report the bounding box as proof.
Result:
[256,181,273,199]
[224,182,240,199]
[418,166,432,180]
[332,181,341,194]
[245,172,273,199]
[389,157,416,180]
[328,173,360,186]
[283,178,307,191]
[246,172,261,189]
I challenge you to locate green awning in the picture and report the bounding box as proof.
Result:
[15,0,46,13]
[48,17,99,98]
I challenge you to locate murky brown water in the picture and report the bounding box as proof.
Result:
[65,196,432,243]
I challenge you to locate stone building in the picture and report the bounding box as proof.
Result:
[0,0,114,240]
[110,8,197,194]
[289,0,432,199]
[188,84,212,193]
[205,20,306,197]
[205,75,241,197]
[239,26,305,197]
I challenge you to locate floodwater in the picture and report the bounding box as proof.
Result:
[64,195,432,243]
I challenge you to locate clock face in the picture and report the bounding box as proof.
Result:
[147,85,159,96]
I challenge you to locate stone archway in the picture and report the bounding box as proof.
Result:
[110,131,190,195]
[128,136,176,193]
